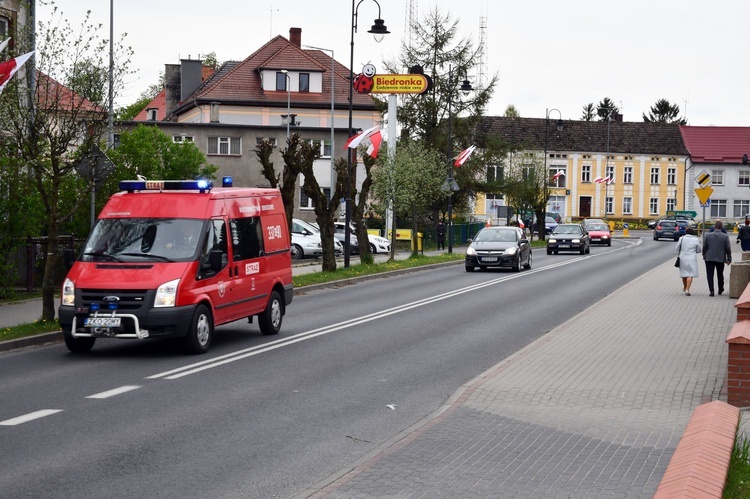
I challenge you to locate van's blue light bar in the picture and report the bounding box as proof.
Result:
[119,179,214,193]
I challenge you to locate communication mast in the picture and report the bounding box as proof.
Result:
[404,0,418,49]
[477,12,487,88]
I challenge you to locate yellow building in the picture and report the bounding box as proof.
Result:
[475,117,690,223]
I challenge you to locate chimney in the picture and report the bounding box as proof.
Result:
[289,27,301,47]
[180,59,203,101]
[164,63,181,117]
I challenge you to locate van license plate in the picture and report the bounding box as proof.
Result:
[84,317,121,328]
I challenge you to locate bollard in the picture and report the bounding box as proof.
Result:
[622,222,629,237]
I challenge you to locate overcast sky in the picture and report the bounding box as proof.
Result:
[39,0,750,126]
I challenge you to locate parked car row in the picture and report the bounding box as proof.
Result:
[291,219,392,260]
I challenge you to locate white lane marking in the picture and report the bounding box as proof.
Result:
[149,241,642,381]
[86,385,141,399]
[0,409,62,426]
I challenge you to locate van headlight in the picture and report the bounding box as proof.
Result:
[61,278,75,306]
[155,278,180,308]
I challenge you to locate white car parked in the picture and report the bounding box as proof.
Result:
[291,219,342,260]
[334,222,391,254]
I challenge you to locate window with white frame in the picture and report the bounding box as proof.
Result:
[710,199,727,218]
[734,200,750,218]
[300,187,331,209]
[667,167,676,185]
[623,166,633,184]
[605,164,614,180]
[650,167,660,184]
[740,171,750,186]
[173,134,194,144]
[549,166,566,188]
[667,197,676,212]
[605,196,613,214]
[487,165,503,183]
[649,197,659,215]
[623,197,632,215]
[712,169,724,185]
[256,137,278,147]
[147,108,158,121]
[308,139,331,158]
[208,136,241,156]
[581,164,591,183]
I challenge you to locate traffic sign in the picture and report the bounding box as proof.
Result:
[668,210,697,217]
[695,186,713,205]
[695,170,711,187]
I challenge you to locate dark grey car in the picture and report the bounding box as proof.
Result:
[465,226,532,272]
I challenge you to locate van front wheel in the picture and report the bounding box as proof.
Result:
[185,304,213,354]
[259,290,283,335]
[64,329,95,353]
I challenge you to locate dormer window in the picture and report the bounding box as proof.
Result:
[276,72,288,91]
[146,108,158,121]
[299,73,310,93]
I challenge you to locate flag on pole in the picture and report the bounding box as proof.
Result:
[551,170,565,181]
[0,51,33,95]
[0,38,10,55]
[454,145,476,167]
[605,176,614,185]
[344,125,380,150]
[518,218,525,229]
[365,129,386,158]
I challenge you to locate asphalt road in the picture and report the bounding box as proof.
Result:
[0,235,676,498]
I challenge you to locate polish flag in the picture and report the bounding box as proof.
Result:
[454,145,476,167]
[0,38,9,55]
[594,176,606,183]
[365,129,386,158]
[344,125,380,150]
[605,176,615,185]
[551,170,565,181]
[518,218,525,229]
[0,51,33,95]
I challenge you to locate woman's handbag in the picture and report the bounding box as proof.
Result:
[674,256,681,267]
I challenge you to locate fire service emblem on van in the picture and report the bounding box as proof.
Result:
[218,282,225,297]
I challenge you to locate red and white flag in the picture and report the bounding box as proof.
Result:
[365,129,386,158]
[0,38,9,55]
[551,170,565,181]
[454,145,476,167]
[594,175,614,184]
[344,125,380,150]
[0,51,33,95]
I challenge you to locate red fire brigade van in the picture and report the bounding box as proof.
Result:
[58,178,293,354]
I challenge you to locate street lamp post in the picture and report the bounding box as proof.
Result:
[280,70,292,140]
[604,109,613,218]
[304,45,336,201]
[445,65,473,254]
[345,0,389,268]
[543,108,564,234]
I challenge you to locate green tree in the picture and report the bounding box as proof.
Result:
[504,105,519,118]
[372,140,445,256]
[596,98,620,121]
[116,94,152,121]
[382,7,496,222]
[0,4,133,320]
[581,103,596,121]
[643,98,687,124]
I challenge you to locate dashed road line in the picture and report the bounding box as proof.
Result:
[0,409,62,426]
[86,385,141,399]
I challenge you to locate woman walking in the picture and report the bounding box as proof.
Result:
[677,227,701,296]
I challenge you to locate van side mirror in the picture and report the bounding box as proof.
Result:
[64,248,76,269]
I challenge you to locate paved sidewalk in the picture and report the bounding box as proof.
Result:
[301,251,743,498]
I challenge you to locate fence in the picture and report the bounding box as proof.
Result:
[7,236,81,292]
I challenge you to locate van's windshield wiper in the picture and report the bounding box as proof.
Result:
[82,252,123,262]
[119,252,175,262]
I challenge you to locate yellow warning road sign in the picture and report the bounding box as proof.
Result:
[695,186,713,205]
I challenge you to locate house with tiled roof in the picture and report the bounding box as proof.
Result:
[679,126,750,221]
[122,28,382,218]
[474,116,690,223]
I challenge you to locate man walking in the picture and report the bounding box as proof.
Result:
[703,220,732,296]
[436,220,446,251]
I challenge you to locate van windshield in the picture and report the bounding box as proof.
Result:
[82,218,205,262]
